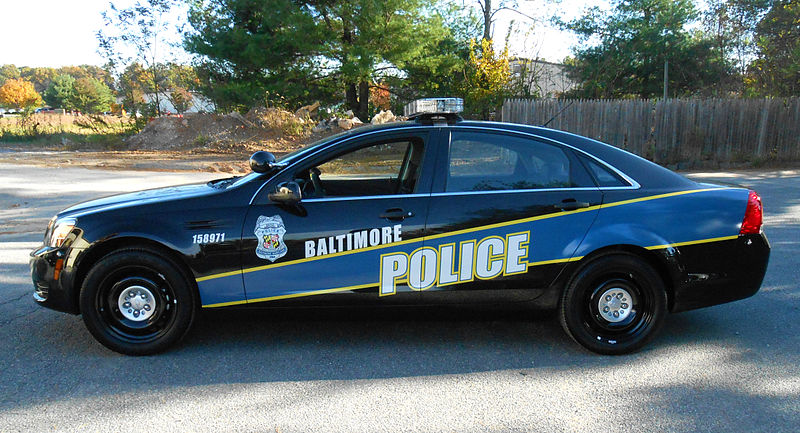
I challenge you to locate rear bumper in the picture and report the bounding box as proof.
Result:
[670,232,770,313]
[30,245,80,314]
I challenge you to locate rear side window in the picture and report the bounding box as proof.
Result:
[579,155,629,187]
[446,131,592,192]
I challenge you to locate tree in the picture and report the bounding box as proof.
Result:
[390,2,476,106]
[57,65,115,90]
[0,78,43,113]
[43,74,77,110]
[98,0,179,115]
[703,0,770,91]
[474,0,536,41]
[748,0,800,96]
[118,63,153,116]
[185,0,326,112]
[704,0,770,72]
[0,64,20,85]
[463,38,511,119]
[561,0,725,98]
[19,67,57,94]
[184,0,450,119]
[69,77,115,113]
[315,0,450,120]
[168,87,194,113]
[164,63,199,91]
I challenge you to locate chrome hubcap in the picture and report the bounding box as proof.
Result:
[597,287,632,323]
[118,285,157,322]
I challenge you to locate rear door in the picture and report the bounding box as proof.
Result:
[420,127,602,302]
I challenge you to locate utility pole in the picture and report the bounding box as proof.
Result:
[663,59,669,100]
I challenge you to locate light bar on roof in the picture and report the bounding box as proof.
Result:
[404,98,464,117]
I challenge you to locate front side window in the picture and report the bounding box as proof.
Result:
[446,132,589,192]
[297,138,424,198]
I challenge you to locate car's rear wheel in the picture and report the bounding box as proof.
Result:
[559,254,667,355]
[79,248,196,355]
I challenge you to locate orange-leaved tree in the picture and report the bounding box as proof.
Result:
[369,82,392,112]
[0,78,43,113]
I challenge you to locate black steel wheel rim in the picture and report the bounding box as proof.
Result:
[94,264,177,344]
[581,274,655,344]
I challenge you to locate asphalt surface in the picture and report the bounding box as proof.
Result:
[0,163,798,432]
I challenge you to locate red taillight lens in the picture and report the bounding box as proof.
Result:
[740,190,763,235]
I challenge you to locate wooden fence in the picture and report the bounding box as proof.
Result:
[501,98,800,166]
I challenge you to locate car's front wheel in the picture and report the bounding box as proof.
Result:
[79,248,196,355]
[559,254,667,355]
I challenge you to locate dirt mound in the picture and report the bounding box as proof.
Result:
[126,112,286,151]
[124,105,380,154]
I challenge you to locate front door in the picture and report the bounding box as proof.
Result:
[240,130,436,305]
[420,128,603,303]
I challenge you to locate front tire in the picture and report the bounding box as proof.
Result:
[79,248,196,355]
[559,254,667,355]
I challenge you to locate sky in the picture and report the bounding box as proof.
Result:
[0,0,595,68]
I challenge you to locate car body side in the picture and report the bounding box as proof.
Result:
[30,121,770,316]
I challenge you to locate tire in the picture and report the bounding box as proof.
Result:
[559,254,667,355]
[79,248,196,355]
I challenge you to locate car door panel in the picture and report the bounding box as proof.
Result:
[238,129,438,305]
[240,197,428,304]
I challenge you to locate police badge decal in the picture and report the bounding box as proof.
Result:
[254,215,288,261]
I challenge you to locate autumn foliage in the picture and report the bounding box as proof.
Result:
[462,39,511,119]
[0,78,43,112]
[369,83,392,112]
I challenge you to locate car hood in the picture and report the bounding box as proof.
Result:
[58,182,219,217]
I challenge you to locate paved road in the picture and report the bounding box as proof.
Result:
[0,164,798,432]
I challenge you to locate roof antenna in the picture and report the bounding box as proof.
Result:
[541,100,574,128]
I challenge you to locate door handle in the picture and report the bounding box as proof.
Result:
[380,208,414,221]
[555,199,590,211]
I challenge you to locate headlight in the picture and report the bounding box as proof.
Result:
[48,217,76,248]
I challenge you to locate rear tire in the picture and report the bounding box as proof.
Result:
[79,248,196,355]
[559,254,667,355]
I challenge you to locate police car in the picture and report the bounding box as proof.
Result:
[30,98,770,355]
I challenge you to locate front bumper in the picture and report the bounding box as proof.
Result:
[30,245,80,314]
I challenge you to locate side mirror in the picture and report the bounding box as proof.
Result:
[249,151,282,173]
[268,181,302,204]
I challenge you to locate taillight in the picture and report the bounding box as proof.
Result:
[740,190,763,235]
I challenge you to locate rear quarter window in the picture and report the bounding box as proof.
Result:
[579,154,630,187]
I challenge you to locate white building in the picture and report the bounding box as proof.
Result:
[117,91,216,114]
[509,59,578,98]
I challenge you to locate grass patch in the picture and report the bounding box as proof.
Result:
[0,113,136,150]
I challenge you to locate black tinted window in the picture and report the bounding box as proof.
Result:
[580,155,629,187]
[446,132,589,192]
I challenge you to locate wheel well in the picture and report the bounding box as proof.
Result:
[72,237,198,314]
[574,245,676,309]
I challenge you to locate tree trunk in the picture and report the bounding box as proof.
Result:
[345,82,358,115]
[357,81,369,121]
[483,0,492,41]
[342,22,369,121]
[344,81,369,121]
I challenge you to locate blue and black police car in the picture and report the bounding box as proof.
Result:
[30,98,770,355]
